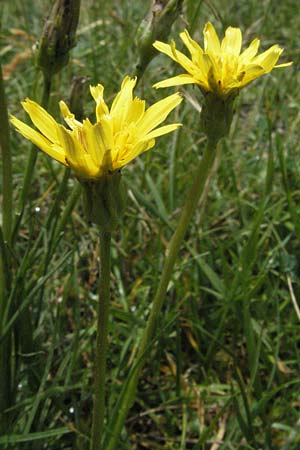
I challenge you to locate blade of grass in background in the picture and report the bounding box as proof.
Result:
[0,62,13,433]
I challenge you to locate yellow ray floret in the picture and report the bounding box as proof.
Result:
[11,76,183,179]
[153,22,292,98]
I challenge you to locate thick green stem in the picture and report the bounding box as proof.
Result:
[90,231,112,450]
[105,139,221,450]
[136,142,218,355]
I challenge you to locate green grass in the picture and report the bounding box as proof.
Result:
[0,0,299,449]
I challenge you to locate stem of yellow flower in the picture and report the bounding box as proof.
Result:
[90,230,112,450]
[105,138,222,450]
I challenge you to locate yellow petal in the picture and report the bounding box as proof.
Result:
[57,125,98,178]
[138,93,182,136]
[221,26,242,56]
[153,74,197,89]
[203,22,221,54]
[153,40,176,60]
[90,84,109,120]
[126,97,145,124]
[153,40,196,75]
[240,65,265,85]
[10,115,67,165]
[142,123,182,141]
[180,29,204,61]
[98,115,115,155]
[21,99,59,143]
[59,101,82,130]
[204,53,222,90]
[254,45,283,72]
[57,125,80,165]
[90,83,104,103]
[110,76,137,130]
[115,140,155,169]
[179,30,211,81]
[274,61,293,68]
[239,38,260,63]
[82,121,106,167]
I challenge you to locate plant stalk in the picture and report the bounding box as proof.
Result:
[90,230,112,450]
[105,139,221,450]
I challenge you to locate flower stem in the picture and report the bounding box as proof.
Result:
[90,230,112,450]
[138,141,219,351]
[105,139,221,450]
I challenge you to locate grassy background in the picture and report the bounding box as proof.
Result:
[0,0,299,448]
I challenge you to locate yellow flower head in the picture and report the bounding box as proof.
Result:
[11,76,182,179]
[153,22,292,98]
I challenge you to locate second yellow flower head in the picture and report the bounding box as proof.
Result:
[153,22,292,98]
[11,76,182,179]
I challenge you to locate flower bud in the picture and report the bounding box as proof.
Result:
[81,171,127,231]
[136,0,183,78]
[37,0,81,77]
